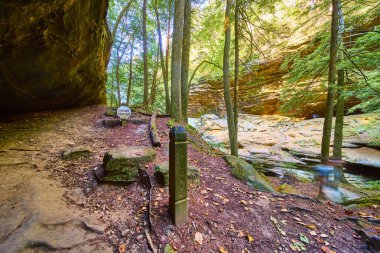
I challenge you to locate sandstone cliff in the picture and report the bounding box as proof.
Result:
[0,0,110,114]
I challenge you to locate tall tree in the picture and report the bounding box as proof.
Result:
[126,35,135,106]
[171,0,185,121]
[233,0,239,146]
[142,0,149,107]
[150,43,160,105]
[332,71,345,159]
[181,0,191,122]
[165,0,173,96]
[154,0,171,114]
[320,0,339,162]
[223,0,238,156]
[332,0,345,160]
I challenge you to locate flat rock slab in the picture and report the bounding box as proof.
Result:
[103,119,121,128]
[102,146,156,183]
[154,163,200,187]
[62,146,92,159]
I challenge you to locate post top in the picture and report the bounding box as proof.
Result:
[169,126,187,140]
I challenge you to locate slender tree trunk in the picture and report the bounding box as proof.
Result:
[154,0,171,114]
[150,45,160,105]
[110,74,114,107]
[165,0,172,108]
[111,1,134,42]
[333,0,345,160]
[116,57,121,106]
[181,0,191,122]
[333,69,345,160]
[223,0,238,156]
[321,0,339,162]
[233,0,239,147]
[126,35,135,106]
[142,0,149,107]
[170,0,185,121]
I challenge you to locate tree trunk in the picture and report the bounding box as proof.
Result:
[170,0,185,121]
[223,0,238,157]
[181,0,191,122]
[142,0,149,107]
[233,0,239,146]
[321,0,339,162]
[111,1,134,42]
[150,45,160,105]
[333,1,345,160]
[116,57,121,106]
[127,36,135,106]
[165,0,172,94]
[154,0,171,114]
[109,73,114,107]
[333,69,345,160]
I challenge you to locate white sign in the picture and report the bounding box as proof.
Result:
[117,106,131,120]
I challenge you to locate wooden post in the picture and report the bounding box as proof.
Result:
[169,126,188,225]
[121,119,127,127]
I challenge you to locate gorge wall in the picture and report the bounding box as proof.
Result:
[188,57,327,119]
[0,0,111,114]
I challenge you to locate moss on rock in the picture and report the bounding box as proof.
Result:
[62,146,92,159]
[224,155,276,193]
[102,146,156,183]
[154,163,200,187]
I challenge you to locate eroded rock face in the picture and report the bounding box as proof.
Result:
[0,0,110,114]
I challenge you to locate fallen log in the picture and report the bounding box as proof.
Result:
[149,112,161,147]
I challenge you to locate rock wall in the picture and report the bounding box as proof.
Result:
[188,58,327,119]
[0,0,110,114]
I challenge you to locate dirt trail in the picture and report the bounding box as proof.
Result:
[0,107,377,253]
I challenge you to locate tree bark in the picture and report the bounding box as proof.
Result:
[170,0,185,121]
[150,45,160,105]
[181,0,191,122]
[127,35,135,106]
[223,0,238,156]
[233,0,239,147]
[321,0,339,162]
[165,0,172,96]
[143,0,149,107]
[154,0,171,114]
[332,69,345,160]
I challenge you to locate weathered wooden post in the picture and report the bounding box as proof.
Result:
[169,126,188,225]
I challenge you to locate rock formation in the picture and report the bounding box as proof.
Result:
[0,0,110,114]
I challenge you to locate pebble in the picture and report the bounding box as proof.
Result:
[136,235,144,241]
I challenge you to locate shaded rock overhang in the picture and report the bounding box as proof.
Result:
[0,0,112,114]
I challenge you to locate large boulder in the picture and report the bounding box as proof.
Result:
[224,155,276,193]
[0,0,110,114]
[154,163,200,187]
[102,146,156,183]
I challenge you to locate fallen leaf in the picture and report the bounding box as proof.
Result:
[219,246,228,253]
[293,217,301,222]
[240,200,247,205]
[194,232,203,245]
[280,208,288,212]
[330,230,334,235]
[320,234,329,238]
[238,230,244,237]
[310,231,317,236]
[164,243,178,253]
[321,245,336,253]
[201,190,207,194]
[118,244,126,253]
[247,233,254,243]
[306,224,316,229]
[299,233,309,244]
